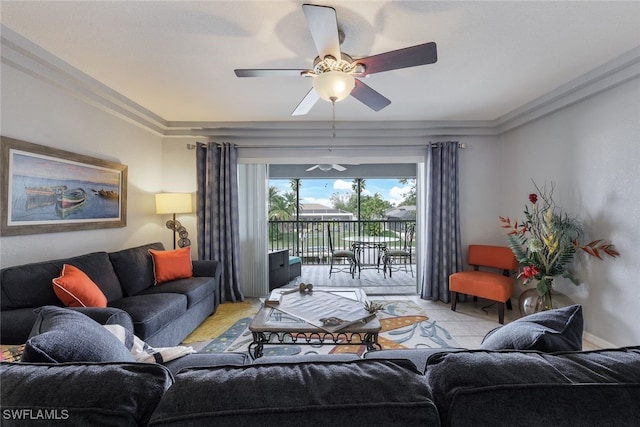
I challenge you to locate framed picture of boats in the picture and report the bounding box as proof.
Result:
[1,136,127,236]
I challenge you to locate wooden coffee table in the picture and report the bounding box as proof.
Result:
[248,288,381,359]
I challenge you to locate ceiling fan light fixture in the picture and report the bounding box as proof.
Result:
[312,71,355,103]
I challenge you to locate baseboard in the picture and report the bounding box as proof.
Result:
[582,332,616,349]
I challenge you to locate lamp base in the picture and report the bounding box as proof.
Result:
[165,214,190,249]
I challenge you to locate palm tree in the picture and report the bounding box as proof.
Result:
[352,178,366,222]
[288,178,302,217]
[268,186,289,220]
[288,178,302,254]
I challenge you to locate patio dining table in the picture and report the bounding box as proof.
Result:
[343,236,399,278]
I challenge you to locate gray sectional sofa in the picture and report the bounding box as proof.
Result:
[0,242,222,346]
[2,347,639,426]
[1,303,639,426]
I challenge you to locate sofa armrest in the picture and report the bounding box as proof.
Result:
[192,260,222,280]
[70,307,134,334]
[192,260,222,310]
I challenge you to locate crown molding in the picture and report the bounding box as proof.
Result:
[2,24,638,141]
[1,25,168,135]
[495,46,640,133]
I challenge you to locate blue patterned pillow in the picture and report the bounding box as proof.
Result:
[480,304,583,352]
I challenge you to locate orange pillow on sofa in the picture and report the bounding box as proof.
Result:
[148,247,193,284]
[52,264,108,307]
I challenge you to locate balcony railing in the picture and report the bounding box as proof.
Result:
[268,219,415,266]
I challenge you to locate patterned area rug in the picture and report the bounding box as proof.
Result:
[195,300,459,357]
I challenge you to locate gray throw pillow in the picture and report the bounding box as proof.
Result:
[480,304,583,352]
[21,305,135,363]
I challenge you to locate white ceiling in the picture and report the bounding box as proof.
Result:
[1,1,639,126]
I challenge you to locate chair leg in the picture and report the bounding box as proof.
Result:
[506,298,513,310]
[498,302,505,324]
[451,291,458,311]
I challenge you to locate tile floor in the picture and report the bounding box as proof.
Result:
[288,266,600,350]
[377,294,600,350]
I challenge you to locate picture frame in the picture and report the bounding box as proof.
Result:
[1,136,127,236]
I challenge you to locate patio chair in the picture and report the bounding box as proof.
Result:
[327,225,356,278]
[449,244,518,324]
[384,224,415,277]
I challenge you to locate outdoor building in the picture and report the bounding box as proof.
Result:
[385,206,416,232]
[299,203,354,222]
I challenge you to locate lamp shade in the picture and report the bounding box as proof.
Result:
[312,71,355,102]
[155,193,192,215]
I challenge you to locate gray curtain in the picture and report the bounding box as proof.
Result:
[196,142,244,302]
[421,141,463,303]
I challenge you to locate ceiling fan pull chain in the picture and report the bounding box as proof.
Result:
[332,98,336,138]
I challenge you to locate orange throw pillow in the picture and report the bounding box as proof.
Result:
[148,247,193,284]
[52,264,108,307]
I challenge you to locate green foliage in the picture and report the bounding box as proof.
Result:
[500,181,619,296]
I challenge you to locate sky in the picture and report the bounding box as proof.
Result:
[269,178,413,208]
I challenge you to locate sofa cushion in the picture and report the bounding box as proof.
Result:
[21,306,135,363]
[149,247,193,284]
[109,242,164,296]
[163,352,251,375]
[0,361,173,426]
[72,306,135,333]
[136,276,216,308]
[251,353,361,364]
[480,304,583,352]
[425,347,640,426]
[109,293,187,341]
[52,264,108,307]
[364,348,464,374]
[148,359,439,426]
[1,251,122,310]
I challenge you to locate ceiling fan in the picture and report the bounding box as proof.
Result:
[306,164,347,172]
[234,3,437,116]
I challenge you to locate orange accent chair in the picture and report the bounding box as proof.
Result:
[449,245,518,324]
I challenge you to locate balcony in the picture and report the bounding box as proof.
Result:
[268,219,415,289]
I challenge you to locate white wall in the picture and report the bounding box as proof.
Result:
[159,138,200,254]
[457,136,505,250]
[498,78,640,346]
[0,63,166,266]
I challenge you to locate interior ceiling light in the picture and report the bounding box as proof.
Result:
[309,55,358,103]
[312,71,355,103]
[318,164,333,171]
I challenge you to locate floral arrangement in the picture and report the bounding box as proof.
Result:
[499,181,619,299]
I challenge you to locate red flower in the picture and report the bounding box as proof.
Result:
[521,265,540,279]
[529,193,538,204]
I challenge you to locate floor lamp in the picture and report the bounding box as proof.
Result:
[155,193,193,249]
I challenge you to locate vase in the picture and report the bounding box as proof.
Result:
[518,280,575,316]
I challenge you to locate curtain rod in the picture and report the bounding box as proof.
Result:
[188,141,466,150]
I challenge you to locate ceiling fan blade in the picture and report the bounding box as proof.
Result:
[234,69,308,77]
[332,164,346,172]
[306,165,320,171]
[302,4,341,61]
[292,88,320,116]
[356,42,437,76]
[351,79,391,112]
